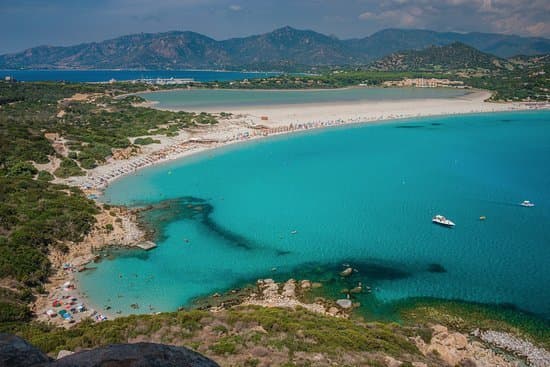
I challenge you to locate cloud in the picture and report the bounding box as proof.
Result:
[229,4,241,11]
[358,0,550,37]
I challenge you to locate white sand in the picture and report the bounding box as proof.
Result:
[63,90,548,190]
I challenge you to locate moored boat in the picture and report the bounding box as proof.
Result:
[432,215,455,227]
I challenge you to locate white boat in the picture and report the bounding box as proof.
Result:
[520,200,535,207]
[432,215,455,227]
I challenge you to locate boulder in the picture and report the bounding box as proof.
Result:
[336,299,353,309]
[56,350,74,360]
[0,334,51,367]
[0,334,220,367]
[340,267,353,277]
[51,343,220,367]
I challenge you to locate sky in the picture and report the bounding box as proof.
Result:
[0,0,549,54]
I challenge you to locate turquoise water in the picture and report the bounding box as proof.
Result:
[139,87,469,110]
[0,69,277,83]
[79,111,550,318]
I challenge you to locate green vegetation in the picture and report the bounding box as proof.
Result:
[0,81,217,173]
[5,302,545,365]
[207,52,549,102]
[371,42,505,72]
[0,80,219,321]
[0,177,98,285]
[133,137,161,145]
[54,157,84,178]
[0,306,422,364]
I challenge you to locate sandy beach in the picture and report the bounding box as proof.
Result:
[63,90,547,191]
[40,88,548,327]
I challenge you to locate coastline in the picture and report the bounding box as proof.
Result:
[63,89,548,191]
[42,89,549,327]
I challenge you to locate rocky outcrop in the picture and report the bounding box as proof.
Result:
[0,334,51,367]
[413,325,517,367]
[245,279,348,317]
[474,329,550,367]
[0,334,219,367]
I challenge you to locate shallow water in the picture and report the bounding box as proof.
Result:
[139,87,469,109]
[79,111,550,318]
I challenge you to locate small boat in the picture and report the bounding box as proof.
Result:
[520,200,535,207]
[432,215,455,227]
[291,230,298,235]
[479,216,486,221]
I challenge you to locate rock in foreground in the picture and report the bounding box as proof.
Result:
[0,334,220,367]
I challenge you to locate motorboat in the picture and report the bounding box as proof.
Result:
[432,215,455,227]
[520,200,535,207]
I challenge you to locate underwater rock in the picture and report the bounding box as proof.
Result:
[340,267,353,277]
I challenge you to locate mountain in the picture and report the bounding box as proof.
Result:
[1,27,549,70]
[371,42,508,71]
[0,31,231,70]
[222,26,359,67]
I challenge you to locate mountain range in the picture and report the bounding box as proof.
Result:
[1,26,549,70]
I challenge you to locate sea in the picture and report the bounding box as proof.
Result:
[77,110,550,320]
[0,69,277,83]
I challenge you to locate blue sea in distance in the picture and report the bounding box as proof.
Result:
[78,111,550,319]
[0,69,277,83]
[140,87,468,110]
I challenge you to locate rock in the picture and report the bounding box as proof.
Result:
[328,307,340,316]
[340,267,353,277]
[0,334,220,367]
[350,286,362,294]
[250,346,269,358]
[0,334,51,367]
[51,342,220,367]
[300,280,311,289]
[311,282,322,288]
[454,333,468,350]
[56,350,74,359]
[250,325,268,334]
[336,299,353,309]
[282,279,296,298]
[384,355,402,367]
[412,363,428,367]
[477,329,550,367]
[414,325,518,367]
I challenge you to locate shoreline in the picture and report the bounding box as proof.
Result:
[63,90,548,192]
[42,90,548,327]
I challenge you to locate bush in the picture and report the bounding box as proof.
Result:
[54,158,84,178]
[6,162,38,178]
[37,171,54,181]
[134,137,160,145]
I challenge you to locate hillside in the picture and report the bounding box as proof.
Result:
[0,27,549,70]
[346,28,550,60]
[371,42,508,71]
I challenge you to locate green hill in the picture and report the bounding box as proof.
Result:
[371,42,508,71]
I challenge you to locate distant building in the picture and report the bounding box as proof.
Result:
[382,78,465,88]
[4,76,16,82]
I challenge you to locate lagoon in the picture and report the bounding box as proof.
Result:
[139,87,469,110]
[79,111,550,319]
